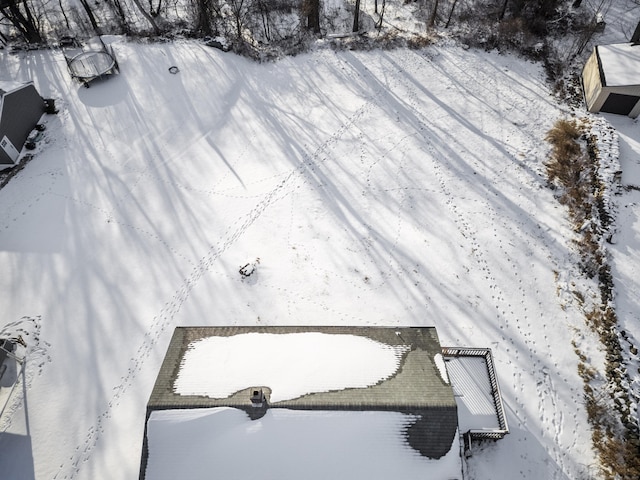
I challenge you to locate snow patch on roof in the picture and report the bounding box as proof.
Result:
[434,353,449,384]
[174,332,410,402]
[145,407,461,480]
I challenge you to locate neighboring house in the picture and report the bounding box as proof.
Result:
[0,82,45,169]
[140,326,508,480]
[582,42,640,118]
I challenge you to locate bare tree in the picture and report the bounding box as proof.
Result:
[148,0,163,17]
[57,0,71,30]
[353,0,361,32]
[500,0,509,20]
[77,0,100,32]
[304,0,320,33]
[229,0,251,38]
[428,0,439,28]
[0,0,43,43]
[375,0,386,30]
[445,0,459,28]
[130,0,162,34]
[191,0,219,36]
[102,0,132,34]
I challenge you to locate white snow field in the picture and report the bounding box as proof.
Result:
[0,29,638,480]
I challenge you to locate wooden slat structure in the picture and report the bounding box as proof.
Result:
[62,36,119,87]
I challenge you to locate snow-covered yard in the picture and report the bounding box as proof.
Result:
[0,15,638,480]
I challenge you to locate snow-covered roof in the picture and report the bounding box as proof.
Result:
[149,326,456,410]
[142,326,460,479]
[144,408,462,480]
[597,43,640,86]
[0,81,31,96]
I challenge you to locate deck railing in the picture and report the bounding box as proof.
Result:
[441,346,509,439]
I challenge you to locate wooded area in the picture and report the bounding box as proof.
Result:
[0,0,607,56]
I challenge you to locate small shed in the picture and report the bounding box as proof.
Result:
[582,43,640,118]
[0,82,45,168]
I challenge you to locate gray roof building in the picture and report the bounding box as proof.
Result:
[582,43,640,118]
[0,82,45,168]
[141,326,460,480]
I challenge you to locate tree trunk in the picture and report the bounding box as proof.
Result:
[445,0,458,28]
[375,0,386,29]
[428,0,439,28]
[0,2,43,43]
[353,0,361,32]
[305,0,320,33]
[130,0,162,34]
[106,0,131,34]
[499,0,509,20]
[193,0,214,36]
[79,0,101,33]
[58,0,71,30]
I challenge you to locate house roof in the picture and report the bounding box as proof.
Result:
[144,407,462,480]
[148,326,457,412]
[597,43,640,87]
[142,326,460,479]
[0,81,30,96]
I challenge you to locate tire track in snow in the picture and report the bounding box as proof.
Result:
[53,94,378,480]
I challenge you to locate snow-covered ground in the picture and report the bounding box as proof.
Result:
[0,5,639,479]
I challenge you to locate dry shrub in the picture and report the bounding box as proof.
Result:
[544,119,584,186]
[546,118,581,139]
[407,34,434,50]
[547,119,640,479]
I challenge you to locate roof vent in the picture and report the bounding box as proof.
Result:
[250,388,265,406]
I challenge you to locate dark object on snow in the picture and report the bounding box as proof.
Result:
[25,126,45,150]
[62,36,119,88]
[0,81,46,169]
[168,66,179,74]
[0,336,26,383]
[203,36,231,52]
[239,258,260,277]
[0,338,16,381]
[59,35,78,48]
[239,263,255,277]
[44,98,58,114]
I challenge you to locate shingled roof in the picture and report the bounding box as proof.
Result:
[141,326,459,479]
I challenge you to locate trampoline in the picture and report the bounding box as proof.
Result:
[62,36,119,87]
